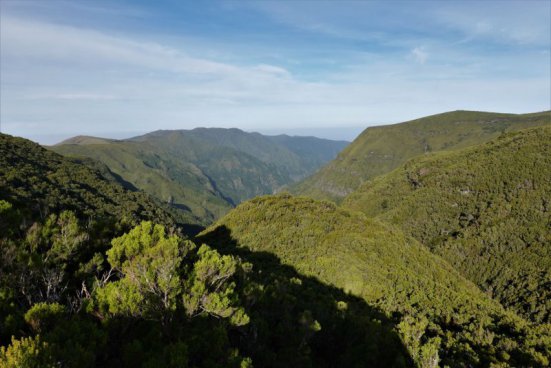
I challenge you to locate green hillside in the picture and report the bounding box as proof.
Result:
[2,126,550,367]
[0,133,177,229]
[264,134,349,177]
[200,194,550,367]
[343,126,551,324]
[52,140,232,225]
[291,110,550,202]
[53,128,348,225]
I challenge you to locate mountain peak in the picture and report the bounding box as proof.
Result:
[55,135,117,146]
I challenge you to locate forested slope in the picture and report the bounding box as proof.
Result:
[52,139,233,224]
[201,194,550,367]
[53,128,348,224]
[0,133,177,229]
[3,123,550,367]
[291,110,550,202]
[344,126,551,324]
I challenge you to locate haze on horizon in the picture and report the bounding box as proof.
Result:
[0,0,550,144]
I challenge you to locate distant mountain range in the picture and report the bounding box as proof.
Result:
[290,110,551,202]
[52,128,348,225]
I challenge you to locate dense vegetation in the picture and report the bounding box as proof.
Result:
[53,128,348,225]
[0,134,178,229]
[1,133,410,367]
[344,126,551,324]
[201,194,550,367]
[291,110,550,202]
[2,112,550,367]
[0,210,255,367]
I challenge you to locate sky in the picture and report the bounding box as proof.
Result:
[1,0,550,144]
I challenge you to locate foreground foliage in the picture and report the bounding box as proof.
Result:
[0,212,253,367]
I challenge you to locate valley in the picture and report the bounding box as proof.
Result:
[52,128,348,225]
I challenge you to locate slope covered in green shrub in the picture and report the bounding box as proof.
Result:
[0,133,179,229]
[291,110,550,202]
[53,128,348,224]
[344,126,551,324]
[200,194,550,367]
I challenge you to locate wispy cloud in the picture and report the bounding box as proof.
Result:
[433,1,550,46]
[410,47,429,64]
[27,93,120,101]
[0,1,549,142]
[1,16,239,75]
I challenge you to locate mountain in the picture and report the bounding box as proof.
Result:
[52,128,348,224]
[58,135,118,145]
[343,125,551,324]
[290,110,551,202]
[52,138,232,225]
[200,194,550,367]
[0,133,177,228]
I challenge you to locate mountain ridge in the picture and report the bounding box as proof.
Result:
[290,110,551,202]
[52,128,349,225]
[343,125,551,323]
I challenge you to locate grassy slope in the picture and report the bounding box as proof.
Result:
[0,133,176,226]
[52,141,231,224]
[200,194,550,367]
[130,130,293,203]
[291,110,550,202]
[343,126,551,324]
[53,128,348,224]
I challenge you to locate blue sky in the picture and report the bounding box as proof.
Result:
[1,0,549,143]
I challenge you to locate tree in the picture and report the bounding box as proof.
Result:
[95,221,187,322]
[0,335,54,368]
[183,244,249,326]
[94,221,249,327]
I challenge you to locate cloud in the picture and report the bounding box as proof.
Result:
[27,93,120,101]
[253,64,291,78]
[410,47,428,64]
[0,16,240,76]
[0,7,549,142]
[0,16,305,104]
[433,2,550,46]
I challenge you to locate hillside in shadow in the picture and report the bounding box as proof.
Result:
[198,194,551,367]
[198,225,412,368]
